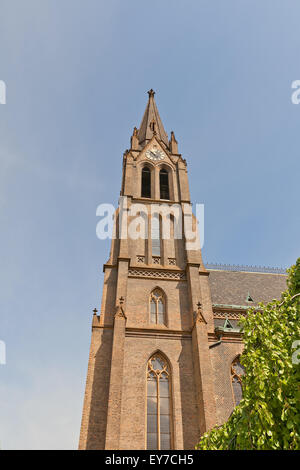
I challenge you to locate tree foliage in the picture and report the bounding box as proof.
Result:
[196,258,300,450]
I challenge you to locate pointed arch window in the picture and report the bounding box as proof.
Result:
[147,354,172,450]
[231,356,245,406]
[150,289,165,325]
[141,166,151,198]
[159,169,169,200]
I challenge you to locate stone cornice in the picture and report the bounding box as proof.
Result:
[208,331,243,343]
[131,197,178,204]
[125,327,191,340]
[104,262,188,275]
[91,323,243,343]
[92,323,192,338]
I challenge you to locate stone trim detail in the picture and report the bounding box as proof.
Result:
[194,301,207,325]
[128,268,186,281]
[115,297,127,320]
[125,327,191,340]
[213,310,247,320]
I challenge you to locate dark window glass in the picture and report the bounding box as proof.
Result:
[142,167,151,198]
[160,169,169,200]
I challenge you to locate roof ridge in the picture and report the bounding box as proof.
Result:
[204,262,287,275]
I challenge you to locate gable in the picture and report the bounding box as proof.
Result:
[135,136,175,169]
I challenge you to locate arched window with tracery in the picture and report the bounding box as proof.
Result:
[141,166,151,198]
[231,356,245,406]
[147,354,172,450]
[150,289,165,325]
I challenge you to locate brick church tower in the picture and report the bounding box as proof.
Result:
[78,90,287,450]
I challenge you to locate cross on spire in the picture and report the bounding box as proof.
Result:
[148,88,155,98]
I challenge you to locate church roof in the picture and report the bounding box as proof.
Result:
[208,269,287,307]
[137,89,169,147]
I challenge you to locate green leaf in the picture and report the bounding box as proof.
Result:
[196,258,300,451]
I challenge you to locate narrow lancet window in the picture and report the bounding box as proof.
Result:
[142,167,151,198]
[147,354,171,450]
[150,289,165,325]
[160,169,169,200]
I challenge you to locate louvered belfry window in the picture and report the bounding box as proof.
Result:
[141,167,151,198]
[159,169,169,200]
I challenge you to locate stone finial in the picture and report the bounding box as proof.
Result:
[92,307,100,327]
[147,89,155,98]
[115,296,127,320]
[171,131,177,142]
[131,127,139,150]
[169,130,178,154]
[194,301,207,325]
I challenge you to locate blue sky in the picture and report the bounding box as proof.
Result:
[0,0,299,449]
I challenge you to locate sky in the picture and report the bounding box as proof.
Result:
[0,0,299,449]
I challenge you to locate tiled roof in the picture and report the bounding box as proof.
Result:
[208,269,287,307]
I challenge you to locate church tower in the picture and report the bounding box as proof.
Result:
[79,89,218,450]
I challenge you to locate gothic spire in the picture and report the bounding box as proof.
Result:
[137,89,169,147]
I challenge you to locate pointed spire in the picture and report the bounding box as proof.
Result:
[137,89,169,147]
